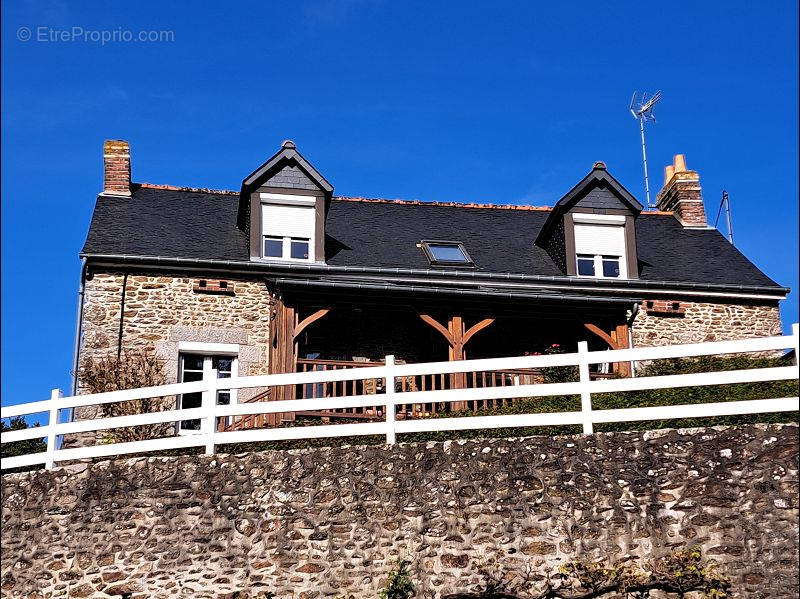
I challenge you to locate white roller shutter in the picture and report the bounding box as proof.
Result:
[574,223,625,256]
[261,203,315,239]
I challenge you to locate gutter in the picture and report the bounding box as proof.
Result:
[79,253,790,300]
[269,277,641,305]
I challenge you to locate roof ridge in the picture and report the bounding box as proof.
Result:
[134,182,674,215]
[334,196,553,211]
[136,182,240,196]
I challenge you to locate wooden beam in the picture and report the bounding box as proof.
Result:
[419,313,454,345]
[583,322,616,349]
[462,318,495,346]
[584,321,633,377]
[294,308,330,338]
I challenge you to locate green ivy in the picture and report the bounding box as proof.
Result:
[379,559,415,599]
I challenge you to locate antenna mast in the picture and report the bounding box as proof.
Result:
[630,90,662,209]
[714,189,734,244]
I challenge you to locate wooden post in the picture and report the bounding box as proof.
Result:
[419,313,495,411]
[614,323,631,377]
[577,342,593,434]
[582,321,631,377]
[269,298,331,415]
[384,355,396,444]
[45,388,62,470]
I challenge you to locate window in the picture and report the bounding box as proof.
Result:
[290,238,309,260]
[177,351,237,433]
[420,241,473,266]
[262,235,311,260]
[572,216,628,279]
[576,254,622,279]
[263,236,283,258]
[260,193,316,262]
[577,255,595,276]
[602,256,620,278]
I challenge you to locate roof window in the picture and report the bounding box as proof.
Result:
[420,241,473,266]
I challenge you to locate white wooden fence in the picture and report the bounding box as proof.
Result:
[2,325,798,471]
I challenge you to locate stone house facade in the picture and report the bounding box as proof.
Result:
[73,140,787,421]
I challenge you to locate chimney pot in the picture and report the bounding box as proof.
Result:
[664,165,675,185]
[656,153,706,226]
[103,139,131,196]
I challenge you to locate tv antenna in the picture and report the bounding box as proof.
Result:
[714,189,734,244]
[629,90,662,209]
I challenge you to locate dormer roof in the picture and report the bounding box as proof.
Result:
[535,162,643,246]
[241,140,333,195]
[237,140,334,230]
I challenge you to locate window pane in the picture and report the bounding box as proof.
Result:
[290,239,309,260]
[182,355,204,371]
[217,391,231,405]
[577,256,595,276]
[182,370,203,383]
[181,392,202,409]
[428,243,468,263]
[602,257,620,278]
[213,357,232,374]
[180,391,202,431]
[264,237,283,258]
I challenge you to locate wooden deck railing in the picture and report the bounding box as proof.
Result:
[295,358,631,422]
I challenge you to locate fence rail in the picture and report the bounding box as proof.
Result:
[2,325,798,471]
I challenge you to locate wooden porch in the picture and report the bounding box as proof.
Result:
[220,287,633,431]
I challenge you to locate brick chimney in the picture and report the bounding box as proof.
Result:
[655,154,706,226]
[103,139,131,196]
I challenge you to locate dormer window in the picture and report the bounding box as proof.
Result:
[241,141,333,264]
[572,214,628,279]
[260,193,316,262]
[420,241,473,266]
[534,161,641,280]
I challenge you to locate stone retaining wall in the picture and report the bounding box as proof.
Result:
[2,424,797,598]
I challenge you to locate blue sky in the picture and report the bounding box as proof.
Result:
[2,1,798,409]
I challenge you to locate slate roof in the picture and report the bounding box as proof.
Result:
[81,184,784,291]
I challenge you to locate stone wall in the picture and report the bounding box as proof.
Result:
[78,271,274,412]
[2,424,797,598]
[631,299,782,347]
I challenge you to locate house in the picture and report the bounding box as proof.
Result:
[74,140,788,426]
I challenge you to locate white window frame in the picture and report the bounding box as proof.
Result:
[176,342,239,435]
[576,254,625,279]
[262,235,311,261]
[259,193,316,263]
[572,214,628,279]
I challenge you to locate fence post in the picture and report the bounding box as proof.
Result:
[45,388,62,470]
[385,355,396,444]
[577,342,593,434]
[201,368,218,456]
[792,323,799,368]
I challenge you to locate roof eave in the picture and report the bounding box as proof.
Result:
[79,253,790,298]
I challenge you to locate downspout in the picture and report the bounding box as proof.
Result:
[69,258,88,420]
[627,302,640,377]
[117,272,129,359]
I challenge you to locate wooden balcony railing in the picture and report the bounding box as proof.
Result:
[295,358,616,419]
[217,359,619,431]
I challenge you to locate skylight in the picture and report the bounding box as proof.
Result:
[420,241,473,266]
